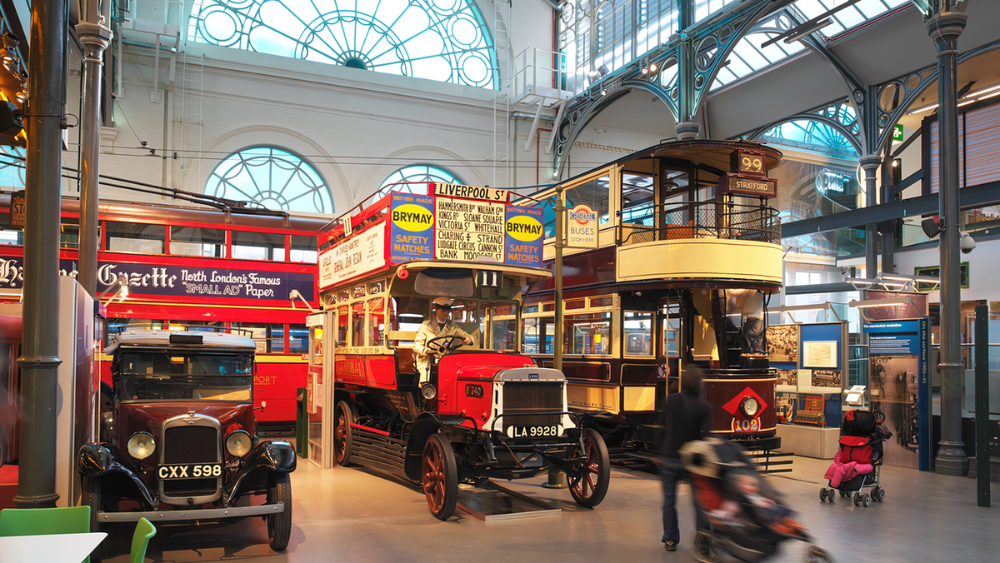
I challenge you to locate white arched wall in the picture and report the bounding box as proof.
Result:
[186,125,352,216]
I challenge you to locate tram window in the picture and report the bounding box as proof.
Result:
[564,174,611,225]
[59,218,81,249]
[368,298,385,347]
[106,222,165,254]
[621,174,655,225]
[336,306,348,347]
[590,296,613,308]
[564,312,612,355]
[351,302,366,346]
[232,231,285,261]
[290,235,318,263]
[288,325,307,352]
[536,193,558,238]
[522,317,555,354]
[524,304,540,314]
[565,299,586,310]
[170,226,225,258]
[389,297,427,346]
[231,322,286,353]
[0,229,22,245]
[482,303,516,351]
[624,311,653,357]
[0,343,11,404]
[184,321,226,333]
[449,300,478,324]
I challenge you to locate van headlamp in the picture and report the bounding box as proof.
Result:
[226,430,253,457]
[127,432,156,460]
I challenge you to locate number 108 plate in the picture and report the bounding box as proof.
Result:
[158,463,222,480]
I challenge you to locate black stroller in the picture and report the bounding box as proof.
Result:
[680,438,830,563]
[819,409,892,507]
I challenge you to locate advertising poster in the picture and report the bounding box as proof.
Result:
[389,193,434,262]
[434,197,506,262]
[504,205,544,267]
[318,224,386,289]
[863,319,930,469]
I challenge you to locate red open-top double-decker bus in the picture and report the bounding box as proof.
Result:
[317,183,611,520]
[0,195,324,429]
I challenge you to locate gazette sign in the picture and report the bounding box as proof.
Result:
[0,257,315,302]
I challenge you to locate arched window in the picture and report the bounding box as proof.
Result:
[758,120,859,158]
[376,164,465,199]
[205,147,334,214]
[189,0,496,89]
[0,146,25,189]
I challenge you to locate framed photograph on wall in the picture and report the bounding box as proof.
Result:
[803,340,838,368]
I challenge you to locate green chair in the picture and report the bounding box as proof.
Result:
[130,517,156,563]
[0,506,93,562]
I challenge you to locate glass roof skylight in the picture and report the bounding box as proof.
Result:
[711,0,910,91]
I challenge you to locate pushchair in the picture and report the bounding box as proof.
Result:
[680,437,830,563]
[820,409,892,507]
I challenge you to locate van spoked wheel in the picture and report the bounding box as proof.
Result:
[566,428,610,508]
[693,530,722,563]
[334,401,356,467]
[422,434,457,521]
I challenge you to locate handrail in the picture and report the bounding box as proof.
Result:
[617,201,781,246]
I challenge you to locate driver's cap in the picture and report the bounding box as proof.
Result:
[432,297,453,308]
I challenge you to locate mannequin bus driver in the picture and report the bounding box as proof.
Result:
[414,297,473,384]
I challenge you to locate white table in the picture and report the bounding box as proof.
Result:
[0,532,107,563]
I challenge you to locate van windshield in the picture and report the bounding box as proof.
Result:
[118,351,253,403]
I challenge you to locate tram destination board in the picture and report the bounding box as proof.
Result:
[718,174,777,198]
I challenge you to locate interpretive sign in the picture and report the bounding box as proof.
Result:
[434,197,505,262]
[389,193,434,262]
[566,204,598,249]
[504,205,544,267]
[319,225,385,289]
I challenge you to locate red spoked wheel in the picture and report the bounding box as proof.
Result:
[421,434,458,520]
[334,401,356,467]
[567,428,610,508]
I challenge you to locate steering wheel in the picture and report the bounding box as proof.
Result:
[425,334,467,356]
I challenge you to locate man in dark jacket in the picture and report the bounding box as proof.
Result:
[659,365,712,552]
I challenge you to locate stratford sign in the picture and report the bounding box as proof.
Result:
[0,257,315,302]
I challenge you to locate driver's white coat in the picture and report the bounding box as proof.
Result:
[412,320,472,384]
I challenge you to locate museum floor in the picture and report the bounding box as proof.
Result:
[99,455,1000,562]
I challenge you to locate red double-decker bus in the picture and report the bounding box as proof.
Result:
[0,194,324,429]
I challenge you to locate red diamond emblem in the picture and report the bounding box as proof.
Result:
[721,387,767,418]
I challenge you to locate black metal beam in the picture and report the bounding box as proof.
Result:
[785,283,857,295]
[781,180,1000,238]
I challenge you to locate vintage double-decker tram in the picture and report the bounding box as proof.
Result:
[516,140,784,453]
[319,184,611,520]
[0,195,322,429]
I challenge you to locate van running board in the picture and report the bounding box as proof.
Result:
[347,425,561,522]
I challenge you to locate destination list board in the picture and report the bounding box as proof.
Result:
[434,198,506,262]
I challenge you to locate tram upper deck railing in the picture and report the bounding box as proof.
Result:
[617,201,781,247]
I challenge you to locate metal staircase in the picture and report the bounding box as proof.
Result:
[493,0,511,189]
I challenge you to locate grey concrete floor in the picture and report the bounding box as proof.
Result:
[103,456,1000,563]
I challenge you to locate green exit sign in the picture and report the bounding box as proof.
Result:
[892,124,904,142]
